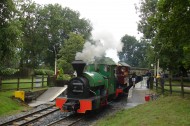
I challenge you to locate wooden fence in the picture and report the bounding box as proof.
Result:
[152,77,190,97]
[0,75,54,91]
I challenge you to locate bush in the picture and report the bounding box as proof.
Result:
[57,68,71,80]
[34,69,45,75]
[15,68,34,78]
[0,68,19,76]
[45,69,54,75]
[57,59,73,74]
[34,69,54,75]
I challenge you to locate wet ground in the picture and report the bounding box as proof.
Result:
[75,81,151,126]
[126,81,150,108]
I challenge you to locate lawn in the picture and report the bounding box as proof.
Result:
[0,87,48,117]
[94,96,190,126]
[0,77,49,117]
[0,91,28,117]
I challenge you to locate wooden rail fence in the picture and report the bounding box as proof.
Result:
[152,76,190,97]
[0,75,52,91]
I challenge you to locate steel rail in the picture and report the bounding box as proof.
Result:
[47,113,84,126]
[19,107,59,126]
[0,104,55,126]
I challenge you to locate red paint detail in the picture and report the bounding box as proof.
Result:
[115,88,123,97]
[56,98,67,110]
[145,95,150,101]
[77,100,92,113]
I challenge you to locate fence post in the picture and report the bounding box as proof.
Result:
[17,77,20,90]
[0,76,2,90]
[160,83,164,95]
[156,78,158,91]
[47,75,49,87]
[31,76,34,90]
[42,75,44,88]
[181,76,184,98]
[159,77,164,95]
[150,77,153,89]
[169,77,172,95]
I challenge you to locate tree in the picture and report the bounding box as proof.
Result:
[137,0,158,39]
[36,4,92,69]
[119,35,149,68]
[119,35,137,66]
[134,40,151,68]
[17,0,43,68]
[137,0,159,69]
[137,0,190,76]
[0,0,22,68]
[57,33,85,73]
[17,2,92,69]
[156,0,190,74]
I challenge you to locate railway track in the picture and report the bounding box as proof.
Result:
[47,114,84,126]
[1,104,59,126]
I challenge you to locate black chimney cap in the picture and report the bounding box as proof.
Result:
[72,60,86,76]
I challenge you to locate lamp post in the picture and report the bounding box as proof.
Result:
[48,43,59,75]
[52,45,57,75]
[157,59,160,77]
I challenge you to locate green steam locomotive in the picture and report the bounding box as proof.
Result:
[56,60,141,113]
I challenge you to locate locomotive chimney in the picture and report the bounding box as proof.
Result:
[72,60,86,76]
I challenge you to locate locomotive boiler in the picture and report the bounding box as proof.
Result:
[56,60,139,113]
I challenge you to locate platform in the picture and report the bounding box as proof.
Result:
[28,86,67,107]
[28,78,149,107]
[126,78,150,109]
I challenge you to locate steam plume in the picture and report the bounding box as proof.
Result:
[75,31,123,63]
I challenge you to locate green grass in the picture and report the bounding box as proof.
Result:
[0,87,48,117]
[94,96,190,126]
[164,81,190,87]
[0,91,28,117]
[0,77,48,116]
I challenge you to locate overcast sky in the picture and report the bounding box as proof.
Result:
[33,0,141,40]
[33,0,141,62]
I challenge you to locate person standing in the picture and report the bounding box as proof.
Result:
[146,70,151,88]
[132,72,136,88]
[160,71,165,86]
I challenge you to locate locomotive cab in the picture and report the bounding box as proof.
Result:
[114,62,132,97]
[116,66,130,86]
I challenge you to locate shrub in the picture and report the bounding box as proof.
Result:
[18,68,34,77]
[0,68,18,76]
[57,68,71,80]
[34,69,54,75]
[44,69,54,75]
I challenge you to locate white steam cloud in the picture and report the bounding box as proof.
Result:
[75,31,123,63]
